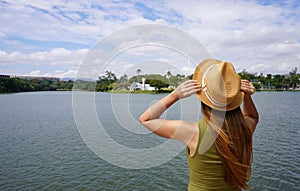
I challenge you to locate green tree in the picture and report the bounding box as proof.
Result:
[114,75,130,90]
[165,71,172,79]
[74,80,95,91]
[136,69,142,75]
[272,74,284,90]
[129,75,144,83]
[238,70,256,80]
[6,78,18,92]
[149,79,168,91]
[289,67,299,89]
[96,71,117,92]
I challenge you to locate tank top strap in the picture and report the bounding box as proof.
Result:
[197,119,209,143]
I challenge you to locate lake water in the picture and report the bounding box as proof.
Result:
[0,91,299,190]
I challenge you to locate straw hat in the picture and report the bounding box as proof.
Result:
[193,58,243,111]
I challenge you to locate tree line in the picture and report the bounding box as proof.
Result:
[73,70,190,92]
[81,68,300,92]
[239,67,299,90]
[1,67,299,93]
[0,78,73,93]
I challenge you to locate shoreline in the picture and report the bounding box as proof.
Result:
[1,89,300,94]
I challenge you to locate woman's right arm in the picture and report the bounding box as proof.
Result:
[139,80,201,143]
[241,80,259,133]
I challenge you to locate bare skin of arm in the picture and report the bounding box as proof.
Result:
[139,80,201,154]
[240,79,259,133]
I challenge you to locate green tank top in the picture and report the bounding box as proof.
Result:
[186,119,241,191]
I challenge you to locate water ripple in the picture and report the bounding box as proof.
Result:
[0,92,299,190]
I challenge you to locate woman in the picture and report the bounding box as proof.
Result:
[139,58,259,190]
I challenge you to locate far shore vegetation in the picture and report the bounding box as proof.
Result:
[1,67,299,93]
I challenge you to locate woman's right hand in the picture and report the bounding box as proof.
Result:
[174,80,201,99]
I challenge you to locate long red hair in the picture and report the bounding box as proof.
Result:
[201,102,253,189]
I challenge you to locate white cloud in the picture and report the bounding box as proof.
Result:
[0,50,7,58]
[0,32,6,38]
[277,62,292,72]
[123,63,134,68]
[54,69,78,78]
[29,70,41,76]
[0,48,88,66]
[163,0,300,74]
[265,42,300,55]
[181,66,194,75]
[0,0,299,76]
[0,48,88,77]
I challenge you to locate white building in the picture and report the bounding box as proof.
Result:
[130,82,156,91]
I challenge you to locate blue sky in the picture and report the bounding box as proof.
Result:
[0,0,299,78]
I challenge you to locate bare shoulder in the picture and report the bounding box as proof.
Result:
[153,120,199,146]
[176,120,199,143]
[177,121,199,155]
[183,121,199,157]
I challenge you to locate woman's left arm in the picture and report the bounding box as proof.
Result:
[240,79,259,133]
[139,80,201,143]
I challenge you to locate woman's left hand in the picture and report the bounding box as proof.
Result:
[241,80,255,95]
[174,80,201,99]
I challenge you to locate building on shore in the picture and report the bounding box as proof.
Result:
[130,82,156,91]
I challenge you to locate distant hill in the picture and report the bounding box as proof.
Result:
[60,77,75,81]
